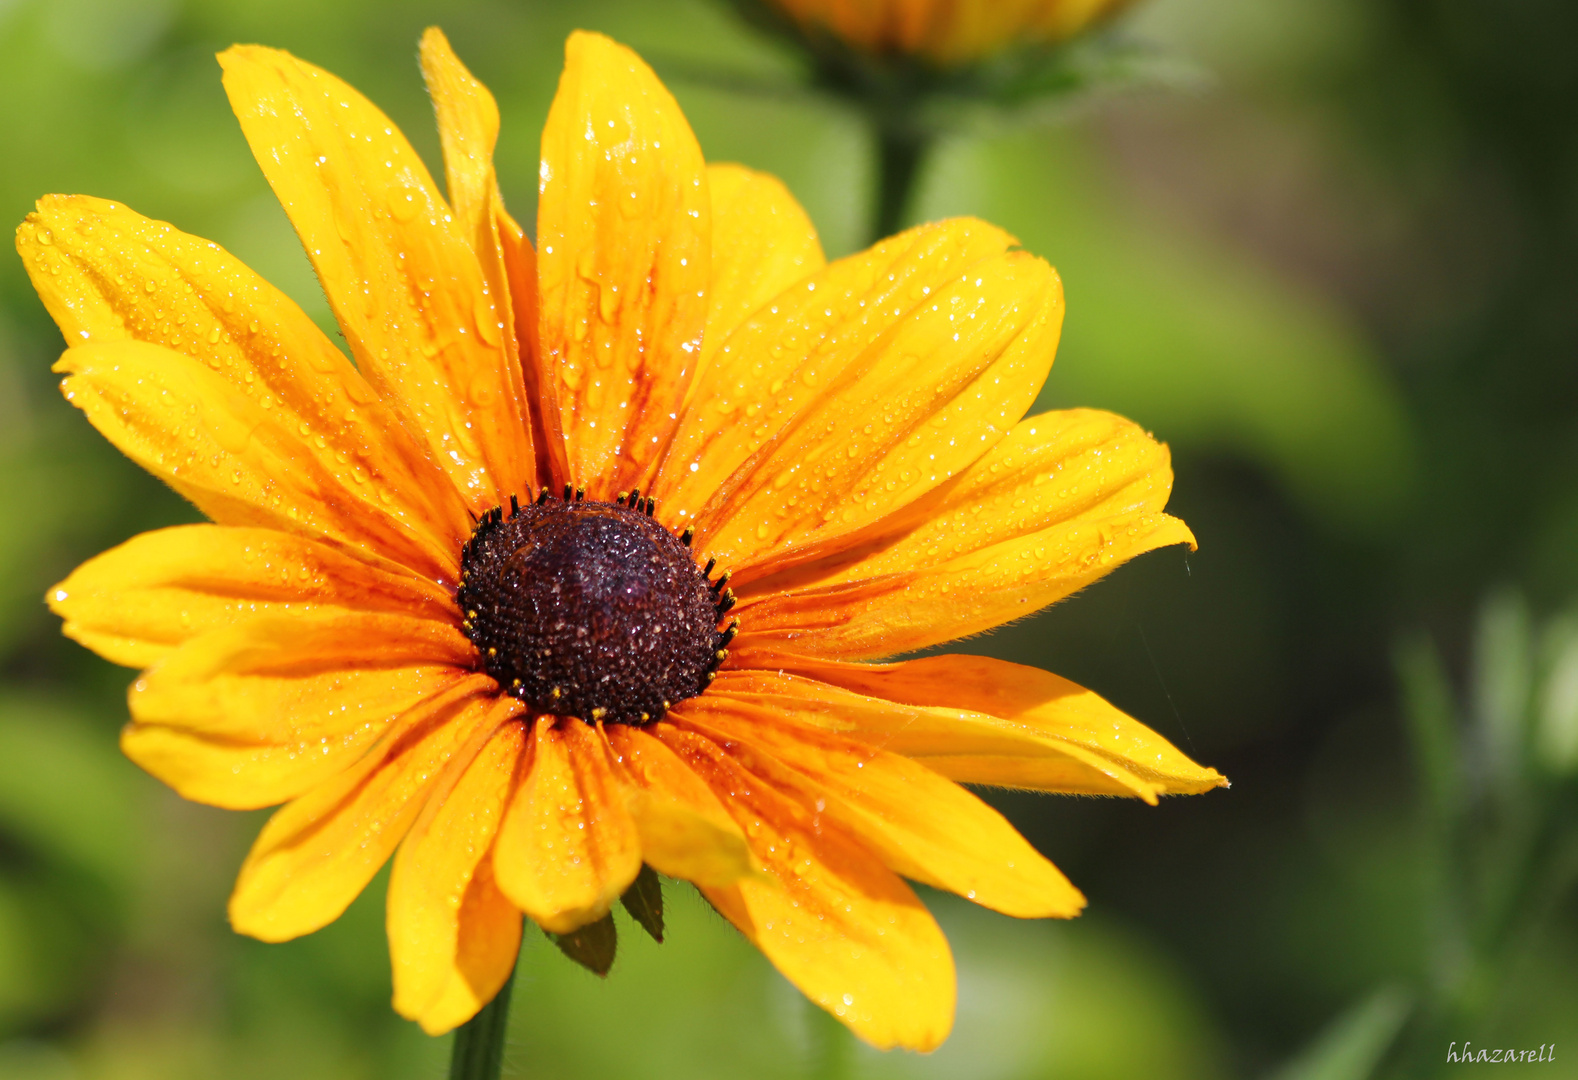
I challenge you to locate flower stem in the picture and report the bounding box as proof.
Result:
[871,119,931,244]
[449,973,516,1080]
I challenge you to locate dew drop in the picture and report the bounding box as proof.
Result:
[388,188,419,222]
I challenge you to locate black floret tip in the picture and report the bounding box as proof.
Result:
[457,493,733,725]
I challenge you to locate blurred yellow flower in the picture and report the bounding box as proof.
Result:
[765,0,1133,65]
[17,27,1221,1049]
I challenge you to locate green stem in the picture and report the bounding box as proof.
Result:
[871,120,931,244]
[449,972,516,1080]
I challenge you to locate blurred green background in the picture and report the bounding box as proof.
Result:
[1,0,1575,1077]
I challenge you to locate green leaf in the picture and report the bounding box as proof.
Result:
[620,864,665,944]
[550,914,618,977]
[1267,986,1412,1080]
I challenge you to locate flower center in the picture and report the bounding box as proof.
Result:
[457,489,735,725]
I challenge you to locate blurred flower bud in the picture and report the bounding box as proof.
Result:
[761,0,1134,66]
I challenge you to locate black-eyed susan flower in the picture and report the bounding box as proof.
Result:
[18,27,1223,1051]
[762,0,1132,66]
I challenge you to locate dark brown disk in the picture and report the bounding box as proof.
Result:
[457,497,725,725]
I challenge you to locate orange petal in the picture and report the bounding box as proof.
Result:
[604,724,756,887]
[652,219,1057,573]
[18,197,468,577]
[389,719,524,1035]
[123,613,478,810]
[51,524,456,669]
[658,724,955,1051]
[714,653,1227,802]
[673,696,1084,918]
[229,682,507,942]
[535,31,709,497]
[691,162,824,394]
[736,409,1195,657]
[492,719,642,933]
[220,45,534,509]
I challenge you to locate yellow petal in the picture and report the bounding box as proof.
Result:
[652,219,1057,573]
[389,719,524,1034]
[492,719,642,933]
[229,682,505,943]
[736,409,1196,657]
[497,209,560,485]
[124,613,478,810]
[52,338,466,583]
[419,28,537,492]
[419,27,500,251]
[51,524,456,669]
[18,197,468,577]
[659,725,955,1051]
[692,162,824,393]
[673,696,1084,918]
[220,45,534,508]
[605,724,756,887]
[716,653,1227,801]
[535,31,709,497]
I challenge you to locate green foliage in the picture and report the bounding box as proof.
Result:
[1390,594,1578,1074]
[916,129,1418,538]
[1268,987,1412,1080]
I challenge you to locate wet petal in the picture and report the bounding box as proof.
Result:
[605,724,756,887]
[51,524,456,669]
[123,612,478,810]
[692,163,823,392]
[420,27,501,253]
[18,198,468,577]
[228,681,505,942]
[535,31,709,497]
[220,45,535,508]
[735,409,1194,657]
[657,724,955,1051]
[493,719,642,933]
[652,220,1058,574]
[713,655,1226,802]
[390,718,524,1034]
[419,28,537,491]
[497,208,559,485]
[673,695,1084,918]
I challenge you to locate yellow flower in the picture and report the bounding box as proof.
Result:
[18,28,1221,1050]
[762,0,1133,65]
